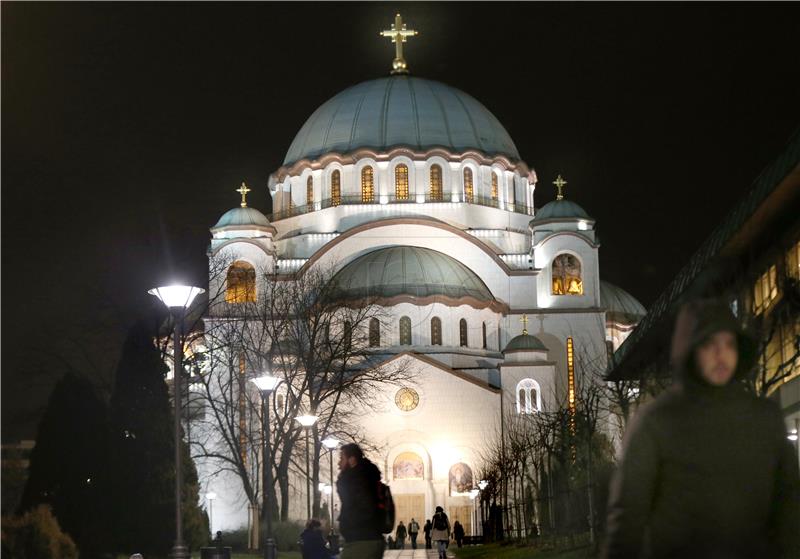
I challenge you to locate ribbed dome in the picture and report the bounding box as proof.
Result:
[600,280,647,323]
[504,333,548,352]
[212,207,271,229]
[330,246,494,302]
[531,199,591,223]
[284,76,519,166]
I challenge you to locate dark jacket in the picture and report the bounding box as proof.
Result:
[453,521,465,539]
[300,527,333,559]
[336,456,383,542]
[604,300,800,559]
[395,524,407,540]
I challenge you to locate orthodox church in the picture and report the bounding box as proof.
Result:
[200,15,646,535]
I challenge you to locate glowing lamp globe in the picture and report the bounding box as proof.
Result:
[250,375,280,393]
[148,285,205,309]
[322,437,340,450]
[295,415,319,427]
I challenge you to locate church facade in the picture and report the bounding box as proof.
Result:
[198,16,646,536]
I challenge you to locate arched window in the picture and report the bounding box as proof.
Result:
[399,316,412,345]
[491,172,499,202]
[431,317,442,346]
[552,254,583,295]
[482,322,487,349]
[369,318,380,347]
[516,378,542,414]
[307,176,314,206]
[508,175,515,207]
[463,168,474,203]
[395,164,409,200]
[429,164,443,201]
[361,166,374,203]
[331,170,341,206]
[226,261,256,303]
[459,318,468,347]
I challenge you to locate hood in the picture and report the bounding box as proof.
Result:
[669,298,756,385]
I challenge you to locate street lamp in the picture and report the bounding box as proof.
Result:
[250,374,280,559]
[206,492,217,536]
[149,284,204,559]
[321,436,339,534]
[295,414,319,520]
[478,480,488,538]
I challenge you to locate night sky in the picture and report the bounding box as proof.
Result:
[3,2,799,440]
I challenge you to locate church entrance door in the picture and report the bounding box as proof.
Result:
[393,494,425,534]
[449,505,472,536]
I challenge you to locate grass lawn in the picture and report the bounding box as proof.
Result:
[454,542,596,559]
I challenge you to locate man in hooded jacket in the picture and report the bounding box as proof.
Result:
[336,443,384,559]
[603,299,799,559]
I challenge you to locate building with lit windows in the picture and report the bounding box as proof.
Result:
[197,16,646,535]
[607,130,800,457]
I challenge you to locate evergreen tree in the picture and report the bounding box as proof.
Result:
[107,319,207,556]
[19,372,111,558]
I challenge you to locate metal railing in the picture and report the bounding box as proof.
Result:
[268,193,535,221]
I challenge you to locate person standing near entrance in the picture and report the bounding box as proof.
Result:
[408,518,420,549]
[453,520,465,548]
[394,521,407,549]
[423,519,433,549]
[603,299,800,559]
[336,443,385,559]
[431,506,451,559]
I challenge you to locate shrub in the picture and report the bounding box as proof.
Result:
[271,520,305,552]
[1,505,78,559]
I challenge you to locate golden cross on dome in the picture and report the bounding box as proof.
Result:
[553,175,568,200]
[380,13,418,75]
[520,314,529,336]
[236,181,251,208]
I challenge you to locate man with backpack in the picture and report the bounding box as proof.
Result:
[336,443,385,559]
[423,519,433,549]
[431,506,451,559]
[408,518,420,549]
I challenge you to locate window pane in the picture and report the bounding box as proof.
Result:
[464,168,474,203]
[430,164,443,201]
[361,166,374,203]
[395,164,409,200]
[331,170,341,206]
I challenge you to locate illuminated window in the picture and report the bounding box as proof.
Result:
[491,173,498,201]
[369,318,380,347]
[779,319,800,384]
[400,316,412,345]
[753,265,778,315]
[430,164,443,201]
[464,168,474,203]
[307,176,314,206]
[567,337,576,433]
[431,317,442,345]
[395,164,409,200]
[225,261,256,303]
[459,318,468,347]
[516,378,542,414]
[331,170,341,206]
[361,166,374,203]
[552,254,583,295]
[482,322,487,349]
[787,239,800,280]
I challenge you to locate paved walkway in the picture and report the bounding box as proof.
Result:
[382,549,455,558]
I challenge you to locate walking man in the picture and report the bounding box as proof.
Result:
[603,299,800,559]
[408,518,420,549]
[336,443,385,559]
[423,519,432,549]
[430,506,451,559]
[394,521,406,550]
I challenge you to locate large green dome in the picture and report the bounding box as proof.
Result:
[283,76,519,166]
[331,246,494,302]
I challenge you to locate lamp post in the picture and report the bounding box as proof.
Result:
[295,415,319,519]
[149,285,204,559]
[251,374,280,559]
[206,492,217,536]
[321,437,339,533]
[478,480,488,538]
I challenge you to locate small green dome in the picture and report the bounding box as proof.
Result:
[213,207,271,229]
[504,333,548,352]
[531,199,591,223]
[331,246,494,302]
[600,280,646,323]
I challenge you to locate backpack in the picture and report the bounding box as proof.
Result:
[433,512,448,531]
[376,481,395,534]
